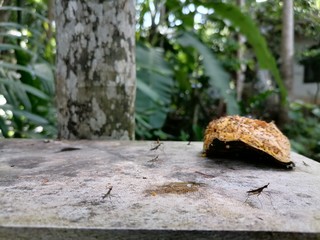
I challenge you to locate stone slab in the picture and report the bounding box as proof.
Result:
[0,139,319,239]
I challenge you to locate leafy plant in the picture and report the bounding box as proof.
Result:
[284,101,320,162]
[203,2,287,105]
[0,5,56,138]
[135,43,174,139]
[177,32,239,115]
[135,1,290,140]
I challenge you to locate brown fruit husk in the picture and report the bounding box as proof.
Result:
[203,115,294,168]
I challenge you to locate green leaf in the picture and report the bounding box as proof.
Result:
[33,63,55,95]
[1,104,48,125]
[0,78,49,100]
[0,62,53,84]
[177,32,240,114]
[136,77,161,103]
[13,109,49,125]
[0,6,49,22]
[0,117,9,137]
[136,43,174,131]
[0,43,37,59]
[136,43,173,76]
[0,77,32,109]
[0,22,43,39]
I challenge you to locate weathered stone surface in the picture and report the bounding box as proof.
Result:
[0,140,319,239]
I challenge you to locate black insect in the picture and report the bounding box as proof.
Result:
[194,171,215,178]
[247,183,269,196]
[56,147,81,153]
[150,142,163,151]
[148,155,159,163]
[245,183,270,205]
[102,186,113,199]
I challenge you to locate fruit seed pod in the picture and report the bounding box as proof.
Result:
[203,115,294,169]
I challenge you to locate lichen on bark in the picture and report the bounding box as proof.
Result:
[55,0,135,140]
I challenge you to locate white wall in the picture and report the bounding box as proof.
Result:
[292,62,319,103]
[291,38,319,103]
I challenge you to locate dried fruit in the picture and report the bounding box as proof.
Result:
[203,115,294,168]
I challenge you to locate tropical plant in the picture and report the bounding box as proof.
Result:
[284,101,320,162]
[0,5,56,138]
[177,32,239,115]
[136,43,174,139]
[205,2,287,105]
[135,1,286,140]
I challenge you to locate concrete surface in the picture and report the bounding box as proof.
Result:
[0,139,319,239]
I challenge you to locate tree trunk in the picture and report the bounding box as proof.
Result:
[55,0,136,140]
[279,0,294,126]
[280,0,294,96]
[236,0,246,102]
[47,0,54,41]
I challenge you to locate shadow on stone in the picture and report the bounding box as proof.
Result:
[204,139,295,170]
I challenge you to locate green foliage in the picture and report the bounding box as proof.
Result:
[205,2,287,105]
[0,5,56,138]
[136,43,174,139]
[135,0,289,140]
[177,32,239,115]
[240,89,276,118]
[284,101,320,162]
[252,0,320,59]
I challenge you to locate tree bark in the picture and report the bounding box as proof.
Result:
[280,0,294,96]
[55,0,136,140]
[236,0,246,102]
[47,0,54,41]
[279,0,294,126]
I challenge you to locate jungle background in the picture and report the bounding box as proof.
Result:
[0,0,319,161]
